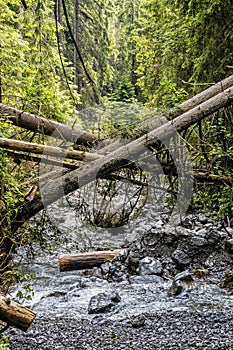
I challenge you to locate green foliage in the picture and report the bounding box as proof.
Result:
[134,0,233,107]
[79,101,157,138]
[2,271,35,301]
[0,335,9,350]
[109,0,141,102]
[0,0,80,120]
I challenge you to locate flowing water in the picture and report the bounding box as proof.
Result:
[12,196,233,322]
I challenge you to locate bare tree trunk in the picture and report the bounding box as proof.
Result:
[13,84,233,227]
[74,0,81,92]
[0,103,98,145]
[0,137,100,161]
[57,0,63,45]
[180,74,233,113]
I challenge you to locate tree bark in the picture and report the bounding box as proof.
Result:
[0,296,36,331]
[13,85,233,228]
[0,138,100,161]
[4,150,79,170]
[1,76,233,147]
[0,103,98,145]
[179,74,233,113]
[59,249,124,272]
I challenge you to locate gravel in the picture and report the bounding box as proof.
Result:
[9,310,233,349]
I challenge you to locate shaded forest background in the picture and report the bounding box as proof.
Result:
[1,0,233,270]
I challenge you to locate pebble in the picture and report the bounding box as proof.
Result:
[10,311,233,349]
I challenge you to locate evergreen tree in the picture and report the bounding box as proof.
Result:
[135,0,233,108]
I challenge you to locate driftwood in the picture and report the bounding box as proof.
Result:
[59,250,124,272]
[0,296,36,331]
[13,83,233,229]
[0,103,97,145]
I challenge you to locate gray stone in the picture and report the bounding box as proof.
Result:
[191,236,207,247]
[131,315,146,328]
[167,280,183,297]
[88,291,121,314]
[129,275,163,285]
[174,270,194,282]
[101,262,111,275]
[196,228,207,237]
[205,229,221,244]
[199,214,208,224]
[172,249,191,266]
[139,257,163,276]
[175,226,191,237]
[168,271,194,297]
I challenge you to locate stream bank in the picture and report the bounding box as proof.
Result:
[7,198,233,349]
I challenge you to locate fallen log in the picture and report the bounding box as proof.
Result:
[179,74,233,112]
[2,76,233,145]
[0,103,98,145]
[59,249,124,272]
[0,138,100,161]
[13,83,233,228]
[0,296,36,331]
[4,150,79,170]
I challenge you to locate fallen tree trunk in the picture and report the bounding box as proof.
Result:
[4,150,79,170]
[0,103,98,145]
[2,76,233,144]
[59,249,124,272]
[179,74,233,112]
[0,296,36,331]
[0,138,100,161]
[13,84,233,228]
[193,172,233,186]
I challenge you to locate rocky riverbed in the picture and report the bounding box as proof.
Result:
[7,201,233,349]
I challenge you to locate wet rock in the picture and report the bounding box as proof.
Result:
[224,239,233,253]
[199,214,208,224]
[139,257,163,276]
[205,229,221,244]
[129,275,163,285]
[172,249,191,266]
[101,262,111,275]
[175,226,191,238]
[88,291,121,314]
[131,315,146,328]
[168,271,194,297]
[191,236,207,247]
[167,280,183,296]
[195,228,207,237]
[91,267,103,279]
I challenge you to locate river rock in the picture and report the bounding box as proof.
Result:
[131,315,146,328]
[139,257,163,276]
[129,275,163,285]
[172,249,191,266]
[168,270,194,297]
[88,291,121,314]
[191,236,207,247]
[199,214,208,224]
[205,229,221,244]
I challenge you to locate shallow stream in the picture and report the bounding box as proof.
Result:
[13,197,233,322]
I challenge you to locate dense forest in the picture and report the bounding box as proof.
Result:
[0,0,233,341]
